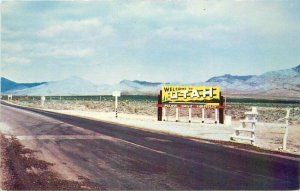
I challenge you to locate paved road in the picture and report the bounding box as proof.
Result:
[1,101,299,190]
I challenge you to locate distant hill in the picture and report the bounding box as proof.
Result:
[237,64,300,98]
[111,80,163,95]
[1,65,300,99]
[292,64,300,73]
[0,77,46,92]
[206,74,255,83]
[132,80,163,87]
[4,76,99,96]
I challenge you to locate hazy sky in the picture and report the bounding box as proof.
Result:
[1,0,300,84]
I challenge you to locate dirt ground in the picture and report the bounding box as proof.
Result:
[0,134,102,190]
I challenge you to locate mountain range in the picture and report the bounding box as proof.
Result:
[1,65,300,99]
[1,77,46,92]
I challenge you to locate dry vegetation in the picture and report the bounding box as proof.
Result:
[14,99,300,124]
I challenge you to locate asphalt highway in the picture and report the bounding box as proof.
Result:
[1,101,299,190]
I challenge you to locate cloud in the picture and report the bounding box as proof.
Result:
[118,1,167,18]
[1,1,20,15]
[2,56,31,66]
[1,26,29,39]
[155,25,238,41]
[36,47,95,58]
[1,1,299,84]
[182,0,298,37]
[1,41,24,52]
[155,26,205,41]
[39,18,114,38]
[2,41,95,58]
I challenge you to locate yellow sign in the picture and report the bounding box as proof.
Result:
[162,86,220,104]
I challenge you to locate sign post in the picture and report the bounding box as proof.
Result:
[41,96,46,106]
[112,91,121,118]
[157,91,162,121]
[8,94,12,101]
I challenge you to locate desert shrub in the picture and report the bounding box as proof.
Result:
[134,108,138,113]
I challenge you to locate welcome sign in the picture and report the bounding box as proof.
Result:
[162,86,221,104]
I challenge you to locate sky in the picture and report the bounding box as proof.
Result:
[1,0,300,85]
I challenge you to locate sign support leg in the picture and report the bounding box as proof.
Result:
[215,108,218,124]
[219,95,224,124]
[176,107,179,122]
[188,107,192,123]
[202,108,205,123]
[163,106,166,121]
[157,91,162,121]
